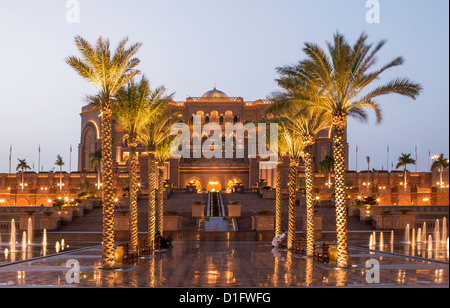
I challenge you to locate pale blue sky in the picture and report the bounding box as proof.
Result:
[0,0,448,173]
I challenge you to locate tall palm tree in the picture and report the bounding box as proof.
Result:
[431,154,449,188]
[269,32,422,267]
[155,136,176,236]
[66,36,142,269]
[279,121,304,250]
[89,149,102,190]
[284,107,331,256]
[138,87,175,252]
[16,159,31,189]
[114,76,154,252]
[55,155,65,192]
[396,153,416,189]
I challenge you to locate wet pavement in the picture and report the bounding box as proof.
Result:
[0,240,448,287]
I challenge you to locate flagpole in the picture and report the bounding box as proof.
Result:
[38,144,41,174]
[387,144,389,173]
[9,145,12,174]
[69,145,72,173]
[415,144,418,172]
[356,144,358,172]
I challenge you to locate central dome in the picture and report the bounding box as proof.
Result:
[201,87,228,98]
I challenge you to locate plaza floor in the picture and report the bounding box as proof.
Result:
[0,239,448,287]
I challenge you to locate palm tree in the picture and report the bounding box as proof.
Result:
[284,107,331,256]
[431,154,449,188]
[269,32,422,267]
[66,36,142,269]
[396,153,416,189]
[155,136,176,236]
[319,150,334,186]
[55,155,65,191]
[89,149,102,190]
[138,87,175,252]
[114,76,155,251]
[77,179,97,199]
[16,159,31,189]
[279,120,304,250]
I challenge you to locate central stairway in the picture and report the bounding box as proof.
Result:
[198,192,235,232]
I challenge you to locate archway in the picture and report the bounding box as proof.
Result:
[186,178,202,192]
[226,177,242,193]
[207,178,222,192]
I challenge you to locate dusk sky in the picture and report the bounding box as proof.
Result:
[0,0,448,173]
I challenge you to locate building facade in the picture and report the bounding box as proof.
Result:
[78,87,343,191]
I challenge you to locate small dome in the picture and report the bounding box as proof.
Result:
[202,87,228,98]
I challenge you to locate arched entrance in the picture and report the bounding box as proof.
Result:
[226,177,242,193]
[207,178,222,192]
[186,178,202,192]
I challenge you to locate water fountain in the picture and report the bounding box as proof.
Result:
[61,239,65,251]
[369,234,373,249]
[10,219,16,253]
[22,231,27,248]
[55,241,60,253]
[411,228,416,246]
[379,232,384,251]
[441,218,447,245]
[427,235,433,251]
[372,231,377,247]
[42,229,47,245]
[27,218,33,245]
[422,222,427,243]
[417,228,422,243]
[434,219,440,245]
[404,224,410,244]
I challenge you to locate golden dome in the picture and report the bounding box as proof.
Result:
[202,87,228,98]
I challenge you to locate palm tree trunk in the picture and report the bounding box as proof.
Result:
[304,144,315,257]
[333,118,349,268]
[101,109,115,269]
[287,157,298,250]
[275,156,283,237]
[60,166,63,191]
[148,150,156,252]
[128,143,139,251]
[157,163,165,236]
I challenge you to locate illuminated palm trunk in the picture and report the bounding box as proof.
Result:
[303,142,315,257]
[101,109,115,269]
[275,156,283,237]
[157,163,165,236]
[147,150,156,252]
[333,116,349,268]
[287,158,299,250]
[128,142,139,252]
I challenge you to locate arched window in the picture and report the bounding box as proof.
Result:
[233,116,239,124]
[219,116,224,125]
[205,116,210,124]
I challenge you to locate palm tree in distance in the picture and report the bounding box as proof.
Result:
[269,32,422,267]
[396,153,416,189]
[55,155,65,191]
[16,159,31,190]
[431,154,449,188]
[89,149,102,190]
[66,36,142,269]
[319,150,334,186]
[138,87,175,252]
